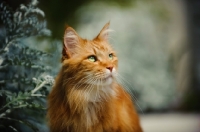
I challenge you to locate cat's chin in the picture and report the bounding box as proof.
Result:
[86,76,114,86]
[101,76,113,86]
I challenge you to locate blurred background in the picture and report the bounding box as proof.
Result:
[1,0,200,132]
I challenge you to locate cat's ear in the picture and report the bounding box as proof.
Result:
[63,26,80,59]
[95,22,112,42]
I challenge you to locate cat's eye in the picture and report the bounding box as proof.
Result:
[109,53,113,60]
[88,55,97,62]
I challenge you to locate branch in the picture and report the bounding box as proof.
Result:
[31,80,47,94]
[31,94,45,97]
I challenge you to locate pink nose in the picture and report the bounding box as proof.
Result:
[106,66,113,72]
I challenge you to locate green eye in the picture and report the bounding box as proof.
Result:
[88,55,97,62]
[109,53,113,60]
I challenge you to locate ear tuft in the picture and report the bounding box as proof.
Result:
[63,26,79,58]
[95,22,113,42]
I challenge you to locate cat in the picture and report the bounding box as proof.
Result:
[47,22,143,132]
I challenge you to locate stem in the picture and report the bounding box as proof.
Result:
[0,98,19,112]
[31,81,47,94]
[0,38,18,54]
[0,117,39,131]
[1,42,10,53]
[0,95,30,112]
[0,117,23,123]
[31,94,45,97]
[0,80,47,112]
[13,104,28,109]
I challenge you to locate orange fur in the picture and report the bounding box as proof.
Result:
[47,23,143,132]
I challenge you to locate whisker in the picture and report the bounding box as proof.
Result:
[94,79,99,102]
[68,75,96,112]
[115,73,138,99]
[67,71,115,113]
[115,73,143,114]
[85,78,97,101]
[73,77,98,111]
[63,76,77,86]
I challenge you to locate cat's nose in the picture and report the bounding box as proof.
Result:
[106,66,113,72]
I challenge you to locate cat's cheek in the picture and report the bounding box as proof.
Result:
[110,68,117,79]
[112,68,116,73]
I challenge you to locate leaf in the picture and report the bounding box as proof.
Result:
[1,117,39,132]
[0,3,3,8]
[24,73,28,78]
[21,120,39,132]
[6,96,12,102]
[18,91,23,96]
[9,126,18,132]
[0,1,52,131]
[0,89,13,96]
[5,37,8,43]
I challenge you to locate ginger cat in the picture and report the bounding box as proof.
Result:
[47,22,143,132]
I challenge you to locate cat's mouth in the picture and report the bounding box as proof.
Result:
[101,74,113,85]
[85,74,114,86]
[104,74,113,80]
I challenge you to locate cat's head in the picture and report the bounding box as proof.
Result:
[62,22,118,86]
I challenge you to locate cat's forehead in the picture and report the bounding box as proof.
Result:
[83,40,113,54]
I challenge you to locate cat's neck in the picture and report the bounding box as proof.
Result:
[66,83,117,128]
[66,82,117,112]
[66,83,116,104]
[85,84,116,102]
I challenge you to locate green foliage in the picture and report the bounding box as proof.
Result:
[0,0,53,131]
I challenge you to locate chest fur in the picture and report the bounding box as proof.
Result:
[81,86,116,127]
[84,102,100,127]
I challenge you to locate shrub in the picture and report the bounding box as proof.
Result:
[0,0,53,131]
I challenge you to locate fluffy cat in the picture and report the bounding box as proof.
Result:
[47,22,143,132]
